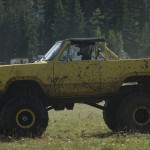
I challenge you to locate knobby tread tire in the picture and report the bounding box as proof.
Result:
[0,95,48,137]
[116,92,150,133]
[103,99,120,131]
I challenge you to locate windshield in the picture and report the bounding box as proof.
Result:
[41,41,62,61]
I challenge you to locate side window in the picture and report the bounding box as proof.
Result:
[59,43,96,61]
[59,44,82,61]
[69,45,82,60]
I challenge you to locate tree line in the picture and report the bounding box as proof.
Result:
[0,0,150,63]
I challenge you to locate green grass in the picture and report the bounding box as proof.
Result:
[0,104,149,150]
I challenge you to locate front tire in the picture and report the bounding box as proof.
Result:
[0,95,48,137]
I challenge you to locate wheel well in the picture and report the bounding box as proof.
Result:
[0,80,48,111]
[124,76,150,85]
[119,75,150,97]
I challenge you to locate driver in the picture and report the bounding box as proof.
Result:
[77,45,91,60]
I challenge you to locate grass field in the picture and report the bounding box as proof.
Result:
[0,103,149,150]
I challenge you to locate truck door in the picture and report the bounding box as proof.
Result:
[53,43,101,97]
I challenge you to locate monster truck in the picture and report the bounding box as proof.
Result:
[0,37,149,137]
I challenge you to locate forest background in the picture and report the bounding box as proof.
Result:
[0,0,150,63]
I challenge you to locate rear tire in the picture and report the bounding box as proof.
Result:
[0,95,48,137]
[117,92,150,133]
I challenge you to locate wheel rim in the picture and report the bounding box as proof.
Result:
[133,106,150,126]
[16,109,36,129]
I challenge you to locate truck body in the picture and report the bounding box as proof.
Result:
[0,55,150,98]
[0,38,149,137]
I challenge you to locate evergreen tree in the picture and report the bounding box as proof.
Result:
[42,0,56,50]
[32,0,45,53]
[0,1,18,62]
[87,8,104,37]
[0,0,7,61]
[12,0,39,60]
[122,0,141,57]
[65,0,85,38]
[107,30,127,58]
[0,0,39,62]
[100,0,123,32]
[51,0,67,41]
[139,23,150,57]
[1,0,150,62]
[144,0,150,23]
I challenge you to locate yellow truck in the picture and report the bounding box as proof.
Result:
[0,38,149,137]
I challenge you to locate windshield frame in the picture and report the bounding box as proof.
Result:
[41,41,63,61]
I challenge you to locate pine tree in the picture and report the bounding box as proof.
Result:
[65,0,85,38]
[0,0,40,62]
[107,30,127,58]
[1,0,150,62]
[139,23,150,57]
[12,0,39,60]
[87,8,104,37]
[42,0,56,50]
[122,0,141,57]
[0,0,6,61]
[0,0,18,62]
[100,0,123,32]
[32,0,45,51]
[24,0,40,61]
[144,0,150,23]
[51,0,67,41]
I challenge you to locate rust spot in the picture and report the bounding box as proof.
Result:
[145,63,148,68]
[0,81,2,85]
[134,71,138,75]
[52,76,68,84]
[53,77,59,84]
[86,66,89,70]
[77,70,82,78]
[144,60,148,68]
[61,76,68,81]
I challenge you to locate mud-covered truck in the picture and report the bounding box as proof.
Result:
[0,38,149,137]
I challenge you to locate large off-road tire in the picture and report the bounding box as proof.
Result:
[103,99,120,131]
[0,95,48,137]
[117,92,150,133]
